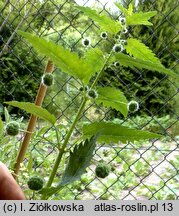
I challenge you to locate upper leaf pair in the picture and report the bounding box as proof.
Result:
[115,3,157,26]
[18,30,178,88]
[18,31,106,85]
[76,5,177,78]
[76,3,157,34]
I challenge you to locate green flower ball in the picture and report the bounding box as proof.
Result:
[27,176,44,191]
[127,100,139,113]
[113,44,123,53]
[119,17,126,26]
[88,89,98,99]
[82,38,91,47]
[95,163,110,178]
[42,73,54,86]
[100,32,108,39]
[6,122,20,136]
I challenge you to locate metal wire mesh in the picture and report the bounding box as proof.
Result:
[0,0,179,200]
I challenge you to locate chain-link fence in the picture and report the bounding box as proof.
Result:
[0,0,179,200]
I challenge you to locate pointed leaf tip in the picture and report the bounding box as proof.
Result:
[83,121,162,143]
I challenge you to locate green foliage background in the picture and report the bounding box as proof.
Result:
[0,0,178,118]
[0,0,44,115]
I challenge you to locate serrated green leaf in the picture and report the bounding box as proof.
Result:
[114,53,179,78]
[83,48,105,77]
[126,11,157,26]
[83,122,162,143]
[126,38,161,64]
[60,135,98,186]
[115,3,156,26]
[76,6,121,34]
[128,3,133,16]
[18,31,94,85]
[96,87,128,118]
[5,101,56,124]
[114,3,128,16]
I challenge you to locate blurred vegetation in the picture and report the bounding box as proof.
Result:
[0,0,44,115]
[0,0,178,118]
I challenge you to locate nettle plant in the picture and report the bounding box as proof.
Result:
[1,3,178,199]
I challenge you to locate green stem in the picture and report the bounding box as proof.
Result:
[42,97,87,195]
[54,125,61,149]
[90,51,113,89]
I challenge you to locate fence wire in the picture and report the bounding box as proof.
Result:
[0,0,179,200]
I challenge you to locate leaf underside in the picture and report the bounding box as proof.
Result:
[126,38,161,64]
[83,122,162,143]
[5,101,56,124]
[114,53,178,78]
[76,6,121,34]
[60,135,98,186]
[126,11,157,26]
[96,87,128,118]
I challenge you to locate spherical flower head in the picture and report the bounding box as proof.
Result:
[88,89,98,99]
[6,121,20,136]
[79,86,84,92]
[27,176,44,191]
[122,27,128,34]
[119,17,126,26]
[82,38,91,47]
[79,86,89,92]
[95,162,110,178]
[42,73,54,86]
[113,44,124,53]
[120,39,128,46]
[127,100,139,113]
[115,35,120,40]
[100,32,108,40]
[114,61,120,68]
